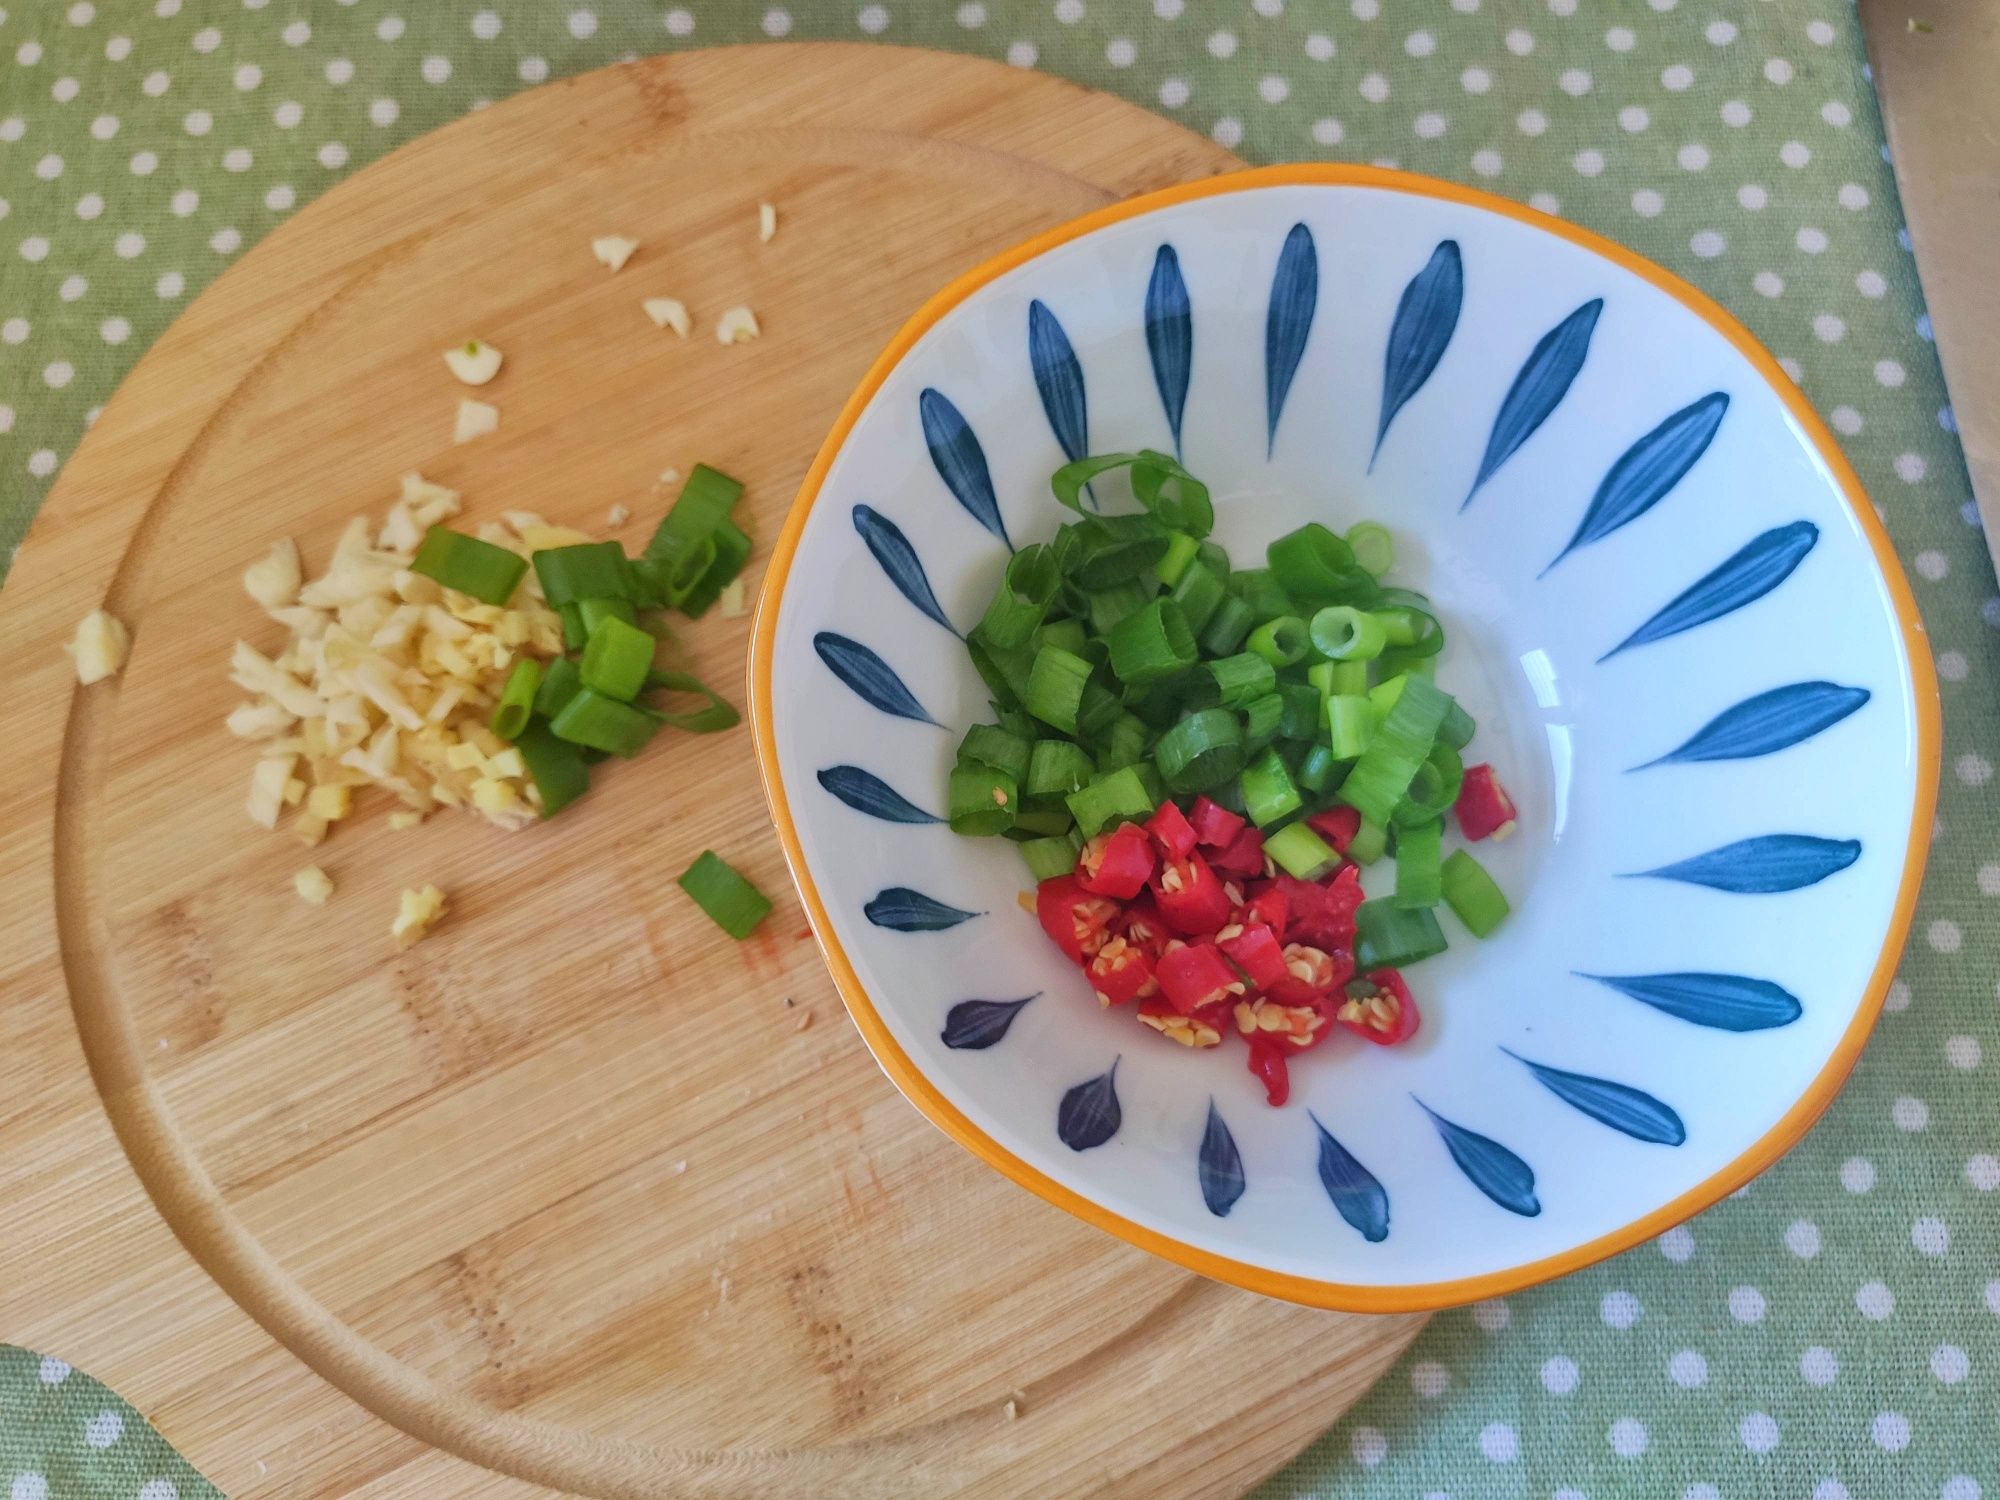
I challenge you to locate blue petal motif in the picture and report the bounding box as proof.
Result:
[1633,681,1870,770]
[1577,971,1803,1032]
[1199,1101,1246,1217]
[851,505,958,636]
[941,994,1036,1050]
[1264,223,1319,457]
[816,765,941,824]
[1028,300,1089,471]
[919,387,1012,550]
[1146,245,1193,458]
[1600,521,1818,661]
[1628,833,1860,894]
[812,632,940,726]
[864,887,980,931]
[1464,298,1603,509]
[1543,391,1729,574]
[1415,1099,1541,1217]
[1372,239,1463,469]
[1057,1060,1121,1151]
[1310,1111,1390,1242]
[1502,1048,1687,1146]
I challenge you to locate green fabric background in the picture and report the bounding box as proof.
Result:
[2,3,1993,1497]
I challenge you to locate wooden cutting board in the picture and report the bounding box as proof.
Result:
[0,45,1424,1499]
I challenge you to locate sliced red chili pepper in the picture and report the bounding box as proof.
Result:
[1275,865,1363,950]
[1188,794,1246,849]
[1337,967,1421,1045]
[1206,825,1267,879]
[1150,851,1234,936]
[1266,941,1347,1005]
[1119,895,1171,958]
[1145,799,1198,861]
[1076,821,1157,900]
[1455,763,1519,842]
[1235,882,1288,935]
[1155,940,1242,1014]
[1246,1036,1290,1106]
[1035,875,1118,964]
[1086,935,1158,1006]
[1137,994,1227,1047]
[1218,923,1288,991]
[1306,805,1361,853]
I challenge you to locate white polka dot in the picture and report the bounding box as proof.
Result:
[264,183,294,212]
[1157,77,1189,107]
[1857,269,1886,297]
[1305,33,1335,61]
[115,230,144,258]
[519,55,551,81]
[1784,1219,1821,1258]
[1939,650,1969,682]
[471,10,501,38]
[857,2,891,29]
[1053,0,1082,20]
[1721,99,1752,126]
[52,80,81,105]
[1471,1298,1509,1332]
[270,101,303,129]
[1405,30,1436,58]
[232,62,260,91]
[1813,313,1845,342]
[1873,1412,1911,1452]
[37,1358,70,1385]
[1876,359,1907,387]
[1856,1280,1895,1319]
[566,8,596,37]
[1731,184,1767,212]
[1471,149,1503,177]
[1207,30,1236,58]
[417,54,451,84]
[15,40,42,64]
[1258,74,1288,103]
[1620,105,1649,132]
[11,1476,48,1500]
[1765,57,1794,85]
[1807,18,1836,44]
[222,147,251,172]
[183,109,212,136]
[28,450,58,478]
[956,1,988,24]
[1815,1483,1850,1500]
[74,191,103,220]
[1106,37,1135,66]
[1410,1361,1449,1398]
[143,69,172,96]
[316,140,347,169]
[1739,1412,1779,1453]
[1669,1349,1707,1387]
[1691,230,1725,258]
[1687,1488,1722,1500]
[1479,1423,1518,1463]
[84,1410,123,1448]
[1893,452,1928,484]
[1606,26,1635,51]
[1517,108,1547,136]
[1505,28,1534,55]
[1210,117,1242,147]
[324,57,353,85]
[34,153,62,181]
[1629,188,1665,218]
[283,20,310,45]
[665,8,694,35]
[42,358,72,390]
[1662,63,1694,90]
[1912,1215,1950,1256]
[1941,1479,1982,1500]
[1350,1426,1386,1467]
[1359,73,1389,102]
[1657,1225,1695,1262]
[1352,0,1380,17]
[369,98,399,127]
[1780,140,1812,169]
[1841,1156,1876,1193]
[91,114,118,139]
[1931,1344,1969,1384]
[1600,1290,1641,1329]
[375,14,404,40]
[1798,226,1829,253]
[1573,149,1605,176]
[0,119,24,144]
[1559,67,1591,95]
[1311,118,1343,145]
[1414,111,1446,138]
[1529,190,1562,214]
[1800,1346,1838,1385]
[1707,20,1737,43]
[1821,101,1853,130]
[57,274,86,300]
[1541,1355,1578,1393]
[69,0,97,19]
[1988,1281,2000,1318]
[169,188,198,216]
[99,315,129,344]
[1754,271,1784,298]
[1728,1285,1767,1324]
[107,36,133,62]
[1005,41,1036,66]
[0,316,25,344]
[1461,66,1490,93]
[210,226,241,254]
[155,271,183,298]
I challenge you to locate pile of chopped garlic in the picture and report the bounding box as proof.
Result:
[227,472,588,842]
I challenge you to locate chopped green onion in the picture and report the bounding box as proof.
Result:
[1296,742,1341,794]
[1239,745,1302,826]
[1168,561,1226,634]
[1355,900,1448,969]
[671,520,753,618]
[1087,579,1151,636]
[677,849,772,939]
[948,762,1018,835]
[1308,605,1389,662]
[1020,832,1082,882]
[1068,514,1171,589]
[558,601,587,651]
[1229,569,1295,623]
[1094,711,1151,772]
[410,526,528,606]
[1328,660,1368,696]
[1026,644,1093,734]
[488,658,543,741]
[977,543,1061,649]
[1207,651,1277,708]
[1277,682,1323,742]
[1106,599,1196,686]
[1328,693,1373,758]
[1153,707,1245,794]
[1027,738,1096,796]
[548,688,663,757]
[966,629,1035,711]
[1246,614,1310,668]
[514,720,591,817]
[1199,594,1255,656]
[579,615,656,701]
[1129,450,1215,535]
[1392,819,1443,909]
[1339,676,1451,824]
[643,669,741,733]
[1436,699,1477,750]
[1380,648,1438,681]
[1156,531,1201,587]
[1242,692,1284,752]
[1066,764,1155,838]
[1010,802,1075,838]
[1034,616,1089,658]
[1347,521,1395,577]
[644,463,743,571]
[1374,605,1443,658]
[959,723,1033,782]
[1369,672,1409,720]
[532,542,633,606]
[1076,678,1124,738]
[1347,815,1389,865]
[1196,540,1231,578]
[1265,820,1341,879]
[1394,742,1464,826]
[1267,523,1358,602]
[577,597,638,637]
[1441,850,1511,937]
[533,656,584,720]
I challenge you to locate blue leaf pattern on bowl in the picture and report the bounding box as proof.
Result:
[919,386,1012,551]
[1542,391,1729,575]
[1264,223,1318,456]
[1600,520,1819,661]
[1633,680,1870,769]
[1372,239,1462,469]
[1198,1101,1247,1218]
[816,765,941,824]
[1628,833,1861,893]
[1416,1099,1542,1217]
[1463,297,1602,508]
[1577,971,1804,1031]
[1503,1048,1687,1146]
[941,994,1037,1050]
[1145,245,1193,458]
[864,887,980,931]
[1028,299,1089,470]
[852,504,958,636]
[1057,1060,1122,1151]
[812,631,940,726]
[1311,1111,1391,1242]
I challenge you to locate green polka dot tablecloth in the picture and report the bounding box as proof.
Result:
[2,3,1993,1497]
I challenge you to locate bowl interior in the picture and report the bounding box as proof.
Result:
[757,173,1930,1306]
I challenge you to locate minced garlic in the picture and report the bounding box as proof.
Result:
[391,884,446,947]
[443,339,503,386]
[453,398,499,445]
[67,608,130,684]
[592,235,639,272]
[643,297,691,337]
[293,865,333,905]
[715,306,760,345]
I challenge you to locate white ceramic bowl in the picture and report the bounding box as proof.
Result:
[751,166,1938,1311]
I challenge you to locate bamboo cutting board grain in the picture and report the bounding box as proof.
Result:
[0,45,1425,1498]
